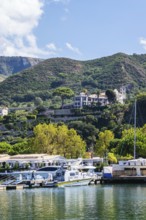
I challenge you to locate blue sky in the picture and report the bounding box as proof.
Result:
[0,0,146,60]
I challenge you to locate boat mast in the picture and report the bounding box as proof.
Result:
[134,99,137,159]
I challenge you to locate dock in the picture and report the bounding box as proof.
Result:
[0,185,24,190]
[89,176,101,185]
[101,175,146,184]
[0,170,102,189]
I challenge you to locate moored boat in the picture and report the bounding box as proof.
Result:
[56,169,92,187]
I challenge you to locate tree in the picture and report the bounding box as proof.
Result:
[34,97,43,106]
[82,89,88,95]
[68,120,99,151]
[55,125,86,158]
[107,152,117,164]
[117,125,146,158]
[30,123,86,158]
[67,129,86,158]
[12,141,31,155]
[53,87,74,108]
[32,123,57,154]
[0,142,12,154]
[106,89,116,103]
[136,93,146,126]
[95,130,114,158]
[96,89,101,106]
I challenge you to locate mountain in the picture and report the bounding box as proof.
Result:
[0,56,43,78]
[0,53,146,105]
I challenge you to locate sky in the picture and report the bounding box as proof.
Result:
[0,0,146,60]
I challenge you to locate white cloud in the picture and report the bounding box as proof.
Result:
[0,0,72,58]
[139,37,146,50]
[0,0,47,57]
[47,43,57,51]
[0,0,43,37]
[46,43,61,55]
[66,42,82,55]
[0,36,50,57]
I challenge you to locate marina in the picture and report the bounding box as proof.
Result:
[3,157,146,187]
[0,155,102,189]
[0,161,101,189]
[2,157,146,187]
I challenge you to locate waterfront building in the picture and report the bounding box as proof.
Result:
[0,154,103,170]
[0,154,66,170]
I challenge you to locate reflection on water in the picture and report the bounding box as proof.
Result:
[0,185,146,219]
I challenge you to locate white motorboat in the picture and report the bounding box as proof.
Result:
[1,170,53,186]
[56,168,92,187]
[37,165,65,181]
[69,158,98,180]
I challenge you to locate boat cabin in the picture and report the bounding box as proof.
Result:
[37,166,65,181]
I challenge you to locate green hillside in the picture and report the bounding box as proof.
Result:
[0,53,146,105]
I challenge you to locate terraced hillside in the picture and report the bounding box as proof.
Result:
[0,53,146,105]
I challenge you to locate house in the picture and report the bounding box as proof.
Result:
[73,92,109,108]
[0,154,66,169]
[114,86,126,104]
[0,107,8,116]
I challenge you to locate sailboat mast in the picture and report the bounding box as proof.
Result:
[134,99,137,159]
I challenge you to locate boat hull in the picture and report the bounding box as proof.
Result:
[57,178,91,187]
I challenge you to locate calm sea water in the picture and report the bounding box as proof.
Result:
[0,185,146,220]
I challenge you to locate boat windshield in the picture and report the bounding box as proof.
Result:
[70,172,79,176]
[38,167,60,172]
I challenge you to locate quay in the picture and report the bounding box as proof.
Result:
[89,177,101,185]
[0,180,57,190]
[101,175,146,184]
[0,185,24,190]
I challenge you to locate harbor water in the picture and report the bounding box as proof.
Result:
[0,184,146,220]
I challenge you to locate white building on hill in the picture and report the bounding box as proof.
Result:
[114,86,126,104]
[0,107,8,116]
[73,92,109,108]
